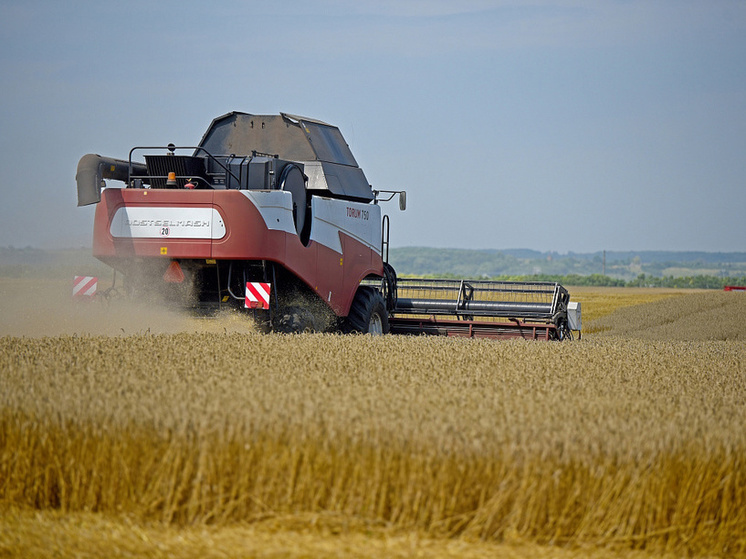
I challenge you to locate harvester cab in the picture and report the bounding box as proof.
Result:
[77,112,579,339]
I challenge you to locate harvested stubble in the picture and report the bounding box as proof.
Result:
[2,332,745,556]
[588,290,746,340]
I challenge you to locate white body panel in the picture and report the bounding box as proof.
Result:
[109,207,226,239]
[310,197,382,255]
[568,301,582,331]
[240,190,382,256]
[239,190,297,235]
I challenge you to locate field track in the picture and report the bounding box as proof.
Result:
[2,278,746,558]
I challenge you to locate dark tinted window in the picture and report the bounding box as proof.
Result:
[303,122,357,166]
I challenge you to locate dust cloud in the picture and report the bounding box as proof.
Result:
[0,276,259,337]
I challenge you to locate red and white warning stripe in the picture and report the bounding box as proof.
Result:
[245,282,271,310]
[73,276,98,298]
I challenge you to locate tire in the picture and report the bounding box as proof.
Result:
[344,287,389,335]
[274,306,318,333]
[557,319,573,341]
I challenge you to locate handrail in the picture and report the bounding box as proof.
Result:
[127,145,242,187]
[381,214,390,263]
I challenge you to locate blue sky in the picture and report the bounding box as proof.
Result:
[1,0,744,252]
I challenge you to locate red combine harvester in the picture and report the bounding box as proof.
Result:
[77,112,578,339]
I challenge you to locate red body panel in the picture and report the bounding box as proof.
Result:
[93,188,384,317]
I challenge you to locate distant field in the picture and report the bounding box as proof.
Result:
[565,286,688,323]
[2,278,746,558]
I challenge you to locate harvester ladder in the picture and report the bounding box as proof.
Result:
[381,214,391,264]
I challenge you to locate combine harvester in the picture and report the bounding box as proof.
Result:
[77,112,579,340]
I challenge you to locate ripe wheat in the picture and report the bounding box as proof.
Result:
[2,325,745,555]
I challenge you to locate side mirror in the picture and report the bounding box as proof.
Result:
[399,191,407,211]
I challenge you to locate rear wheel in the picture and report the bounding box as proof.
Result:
[274,306,318,333]
[344,286,389,335]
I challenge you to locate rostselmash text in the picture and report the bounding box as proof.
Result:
[125,219,211,228]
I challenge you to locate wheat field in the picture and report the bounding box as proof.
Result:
[1,278,746,558]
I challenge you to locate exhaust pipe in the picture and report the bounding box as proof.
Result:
[76,154,148,206]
